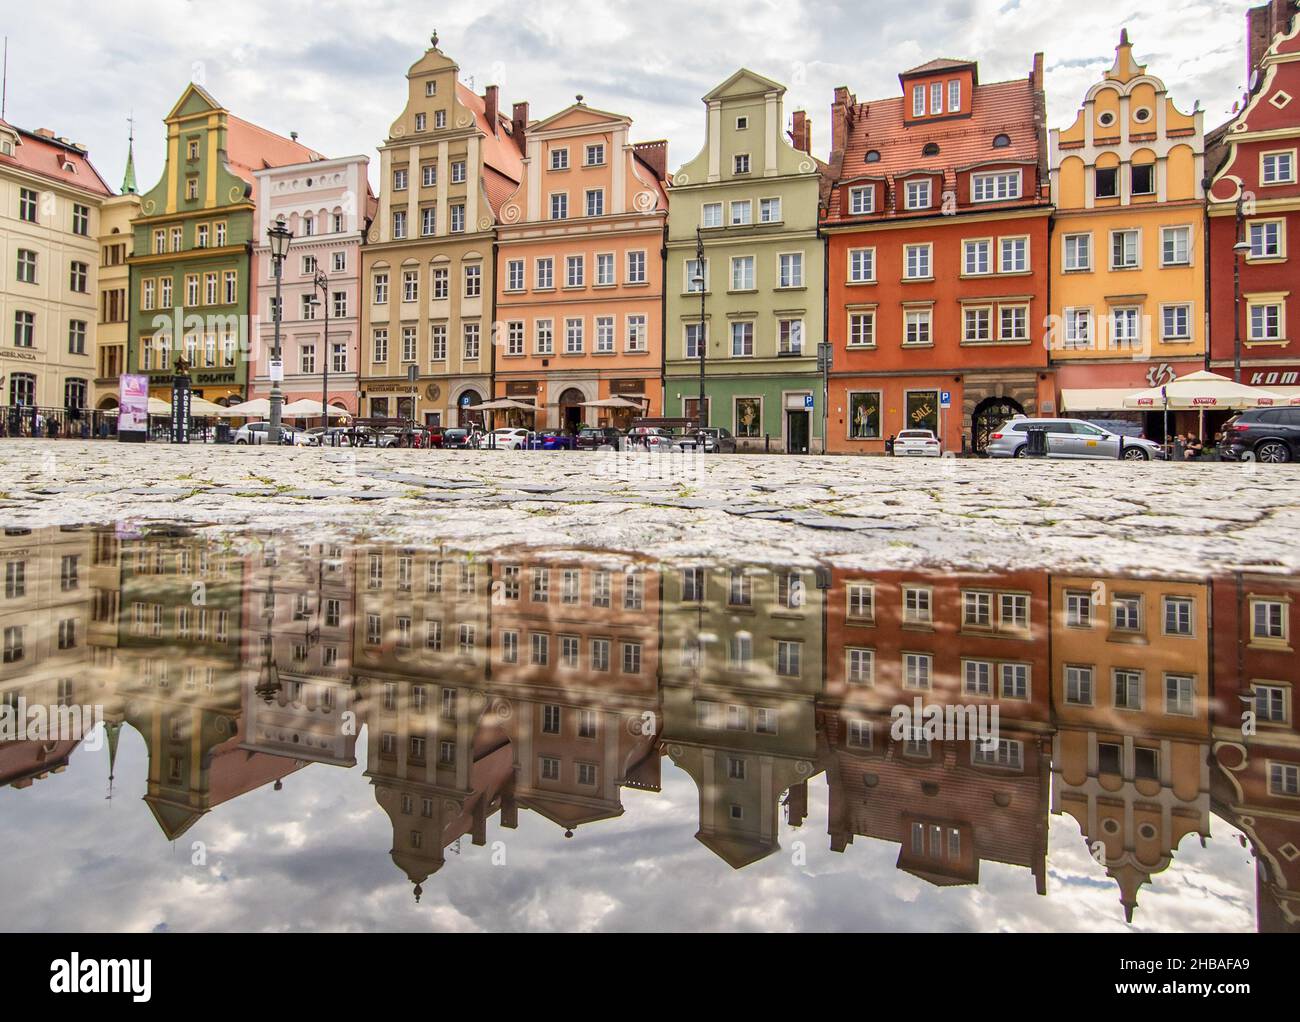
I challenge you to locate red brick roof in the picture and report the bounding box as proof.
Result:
[226,115,327,204]
[825,74,1046,225]
[902,58,977,80]
[458,83,523,216]
[0,119,112,197]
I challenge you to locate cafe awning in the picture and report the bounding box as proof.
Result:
[580,396,646,410]
[1059,389,1138,413]
[1122,370,1290,410]
[466,398,538,412]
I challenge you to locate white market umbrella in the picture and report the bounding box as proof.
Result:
[466,398,538,413]
[580,396,646,410]
[188,397,229,417]
[281,399,329,418]
[1123,370,1289,411]
[147,397,171,416]
[223,398,272,418]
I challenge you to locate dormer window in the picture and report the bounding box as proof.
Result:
[912,85,925,118]
[992,134,1011,149]
[930,82,943,115]
[865,150,881,164]
[905,180,932,210]
[948,79,961,112]
[922,142,940,157]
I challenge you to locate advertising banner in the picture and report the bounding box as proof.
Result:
[119,374,150,440]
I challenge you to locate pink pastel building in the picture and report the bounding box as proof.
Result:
[251,155,374,417]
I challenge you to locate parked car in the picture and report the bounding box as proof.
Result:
[892,429,942,457]
[1220,407,1300,463]
[985,417,1163,460]
[575,426,623,451]
[625,426,676,451]
[673,427,737,453]
[524,431,576,451]
[441,427,476,450]
[475,428,531,450]
[307,427,354,447]
[234,422,311,446]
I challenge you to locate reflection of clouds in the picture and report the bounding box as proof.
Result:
[0,731,1256,932]
[7,0,1253,203]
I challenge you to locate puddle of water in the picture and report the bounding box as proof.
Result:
[0,523,1293,932]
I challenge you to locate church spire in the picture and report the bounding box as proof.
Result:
[121,114,137,195]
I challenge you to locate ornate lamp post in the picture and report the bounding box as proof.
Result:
[308,269,331,439]
[266,216,294,445]
[693,226,707,429]
[1232,196,1251,384]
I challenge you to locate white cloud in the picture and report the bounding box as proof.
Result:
[0,0,1259,195]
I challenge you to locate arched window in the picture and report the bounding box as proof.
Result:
[992,133,1011,149]
[865,150,881,164]
[922,142,940,157]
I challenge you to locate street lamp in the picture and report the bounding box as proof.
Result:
[693,226,707,429]
[307,269,332,441]
[266,215,294,445]
[1232,196,1251,384]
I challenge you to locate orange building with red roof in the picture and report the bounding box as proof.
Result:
[822,54,1054,454]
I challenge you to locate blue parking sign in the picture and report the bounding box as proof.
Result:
[940,391,952,409]
[804,395,814,409]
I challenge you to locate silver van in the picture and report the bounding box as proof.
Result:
[985,417,1163,460]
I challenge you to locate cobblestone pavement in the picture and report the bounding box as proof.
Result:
[1,440,1297,575]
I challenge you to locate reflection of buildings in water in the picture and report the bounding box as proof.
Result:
[1210,573,1300,932]
[114,532,303,838]
[821,568,1054,889]
[355,544,504,896]
[3,526,1299,928]
[1049,575,1212,922]
[661,563,825,868]
[488,551,662,835]
[239,538,358,768]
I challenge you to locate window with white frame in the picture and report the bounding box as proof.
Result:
[904,244,932,279]
[730,321,754,357]
[904,587,932,625]
[550,147,569,170]
[1114,668,1144,709]
[849,248,875,283]
[534,319,554,355]
[596,253,615,286]
[730,199,752,225]
[1248,220,1282,258]
[535,257,554,290]
[1165,674,1196,716]
[585,189,604,217]
[685,257,707,292]
[505,321,524,356]
[904,308,932,345]
[1063,307,1092,349]
[1161,226,1191,266]
[849,186,874,215]
[999,304,1028,342]
[1249,302,1283,342]
[930,82,943,115]
[973,170,1020,202]
[506,259,524,292]
[626,250,647,283]
[1262,151,1296,185]
[848,311,875,347]
[912,85,926,117]
[760,197,781,223]
[702,202,723,228]
[734,153,751,174]
[550,193,568,220]
[964,306,991,343]
[1065,665,1094,705]
[1162,304,1192,342]
[904,652,932,690]
[565,255,584,288]
[905,179,932,209]
[731,255,755,291]
[1111,229,1140,269]
[1063,233,1092,271]
[565,318,584,354]
[778,319,803,355]
[778,252,803,287]
[999,237,1028,273]
[1253,684,1288,724]
[948,79,961,112]
[585,142,605,166]
[626,314,647,352]
[595,316,615,353]
[1111,306,1141,348]
[963,239,991,275]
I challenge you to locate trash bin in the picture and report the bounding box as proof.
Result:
[1025,427,1049,458]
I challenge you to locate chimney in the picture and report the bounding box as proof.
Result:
[34,128,55,139]
[632,139,669,183]
[290,131,299,142]
[1247,0,1293,81]
[791,110,811,154]
[1032,51,1044,92]
[511,101,529,155]
[484,85,500,135]
[831,87,855,158]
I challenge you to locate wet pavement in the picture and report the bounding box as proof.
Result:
[0,522,1295,931]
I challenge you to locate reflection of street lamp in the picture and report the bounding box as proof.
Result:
[255,654,281,706]
[267,216,294,445]
[694,227,707,428]
[1232,197,1251,384]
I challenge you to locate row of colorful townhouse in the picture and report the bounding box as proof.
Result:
[0,2,1296,451]
[5,523,1298,923]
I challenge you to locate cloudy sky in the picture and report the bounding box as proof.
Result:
[0,724,1259,932]
[1,0,1263,193]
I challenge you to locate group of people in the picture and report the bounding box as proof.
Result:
[1171,433,1207,461]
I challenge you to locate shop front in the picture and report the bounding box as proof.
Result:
[1055,359,1205,442]
[665,374,822,453]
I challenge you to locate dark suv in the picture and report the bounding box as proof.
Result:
[575,427,622,451]
[1221,408,1300,463]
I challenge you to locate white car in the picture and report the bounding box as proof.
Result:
[475,427,531,450]
[234,422,311,447]
[892,429,942,457]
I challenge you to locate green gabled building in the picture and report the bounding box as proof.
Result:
[666,69,826,453]
[126,84,322,404]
